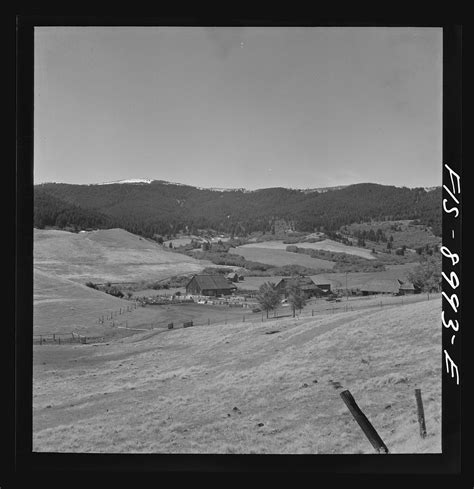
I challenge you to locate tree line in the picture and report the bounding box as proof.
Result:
[34,182,441,238]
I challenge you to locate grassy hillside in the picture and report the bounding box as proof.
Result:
[33,299,441,454]
[34,228,213,283]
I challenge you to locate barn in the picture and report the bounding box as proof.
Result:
[275,276,326,298]
[186,275,237,297]
[312,282,331,293]
[360,279,418,296]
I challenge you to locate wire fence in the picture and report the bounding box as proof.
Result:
[33,292,438,345]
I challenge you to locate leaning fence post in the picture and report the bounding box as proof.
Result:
[415,389,427,438]
[340,389,389,454]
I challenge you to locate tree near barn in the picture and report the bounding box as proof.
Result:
[256,282,280,319]
[286,284,307,318]
[408,255,442,293]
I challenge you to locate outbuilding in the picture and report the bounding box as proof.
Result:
[186,275,237,297]
[360,279,418,296]
[226,272,239,282]
[274,276,326,298]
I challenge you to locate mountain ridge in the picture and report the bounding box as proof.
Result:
[34,180,442,239]
[36,178,441,194]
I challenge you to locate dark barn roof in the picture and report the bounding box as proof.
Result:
[187,275,237,291]
[360,279,403,294]
[276,276,313,286]
[275,276,322,291]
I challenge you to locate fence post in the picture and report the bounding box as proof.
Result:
[415,389,427,438]
[58,336,61,345]
[312,309,314,316]
[53,334,56,342]
[340,389,389,454]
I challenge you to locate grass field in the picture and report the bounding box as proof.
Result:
[33,298,441,454]
[236,239,375,260]
[229,246,335,270]
[344,220,441,250]
[33,269,262,338]
[34,228,214,284]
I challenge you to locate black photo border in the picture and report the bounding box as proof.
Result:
[12,15,463,483]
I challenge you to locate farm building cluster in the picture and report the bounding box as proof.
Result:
[185,274,332,299]
[183,274,417,300]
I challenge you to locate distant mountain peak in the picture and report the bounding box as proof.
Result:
[94,178,154,185]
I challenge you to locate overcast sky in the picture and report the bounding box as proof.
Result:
[34,26,442,189]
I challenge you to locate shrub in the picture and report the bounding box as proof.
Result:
[106,286,124,298]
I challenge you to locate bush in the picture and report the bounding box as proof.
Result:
[85,281,97,289]
[106,286,124,298]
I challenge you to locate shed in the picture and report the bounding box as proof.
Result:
[226,272,239,282]
[361,279,404,296]
[312,282,331,293]
[398,281,418,295]
[275,276,325,298]
[186,275,237,297]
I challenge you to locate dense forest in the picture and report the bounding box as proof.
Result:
[34,188,114,231]
[34,181,442,238]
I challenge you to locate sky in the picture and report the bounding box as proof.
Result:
[34,26,442,189]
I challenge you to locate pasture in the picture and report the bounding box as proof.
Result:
[344,220,441,250]
[235,239,375,260]
[228,246,335,270]
[34,228,214,284]
[33,269,260,339]
[33,298,441,454]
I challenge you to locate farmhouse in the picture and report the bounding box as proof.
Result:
[186,275,237,297]
[360,279,418,296]
[275,276,326,298]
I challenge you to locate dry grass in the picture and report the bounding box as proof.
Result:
[34,228,213,283]
[237,239,375,260]
[34,269,261,337]
[33,298,441,454]
[229,246,335,270]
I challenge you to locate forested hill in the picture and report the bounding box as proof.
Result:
[34,181,441,238]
